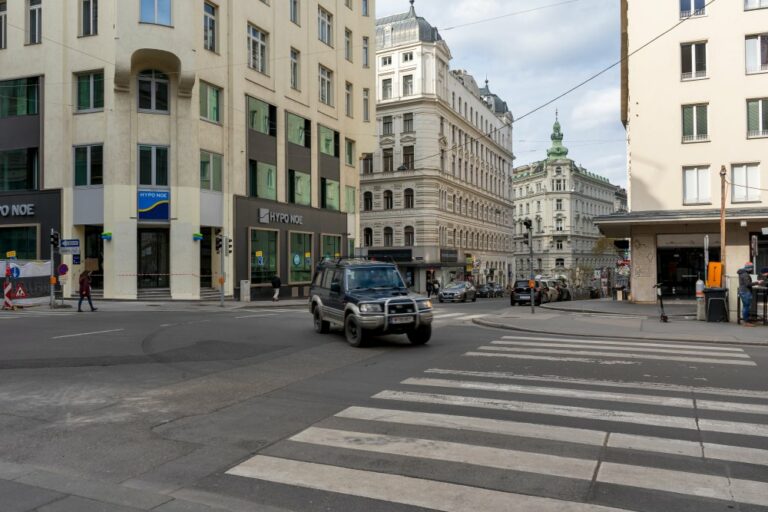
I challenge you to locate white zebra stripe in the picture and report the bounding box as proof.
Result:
[499,335,745,352]
[489,340,752,358]
[474,347,757,366]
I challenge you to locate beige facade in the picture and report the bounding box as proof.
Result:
[599,0,768,303]
[0,0,376,300]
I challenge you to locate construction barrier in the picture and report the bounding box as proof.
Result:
[0,260,53,307]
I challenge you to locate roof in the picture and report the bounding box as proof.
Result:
[376,1,442,47]
[479,81,510,115]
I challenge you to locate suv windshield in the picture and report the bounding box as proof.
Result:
[346,267,406,291]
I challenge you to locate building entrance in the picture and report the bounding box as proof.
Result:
[137,228,170,289]
[657,247,720,297]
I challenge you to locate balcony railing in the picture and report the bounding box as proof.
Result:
[679,8,705,18]
[748,129,768,138]
[682,133,709,143]
[681,70,707,80]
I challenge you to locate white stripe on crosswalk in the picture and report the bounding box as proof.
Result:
[466,351,642,365]
[490,340,752,358]
[704,442,768,466]
[432,313,464,319]
[475,346,757,366]
[424,369,768,400]
[500,335,746,352]
[598,462,768,507]
[290,427,598,480]
[697,399,768,415]
[227,456,627,512]
[609,433,768,466]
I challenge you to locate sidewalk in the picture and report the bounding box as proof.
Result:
[12,298,308,313]
[475,300,768,345]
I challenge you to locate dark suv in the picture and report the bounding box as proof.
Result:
[309,260,433,347]
[511,279,544,306]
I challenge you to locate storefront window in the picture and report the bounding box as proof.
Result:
[288,169,311,206]
[0,226,36,259]
[287,113,310,147]
[250,229,277,284]
[322,235,342,261]
[247,96,276,136]
[321,178,340,210]
[0,148,38,191]
[249,160,276,200]
[0,77,39,118]
[290,232,312,282]
[319,125,337,157]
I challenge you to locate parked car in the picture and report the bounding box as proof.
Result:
[309,259,433,347]
[511,279,544,306]
[476,284,493,298]
[438,282,477,303]
[542,279,561,302]
[492,284,505,297]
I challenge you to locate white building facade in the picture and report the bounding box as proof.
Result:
[358,2,515,291]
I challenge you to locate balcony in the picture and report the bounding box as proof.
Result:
[681,70,707,80]
[679,8,705,18]
[682,134,709,143]
[748,129,768,138]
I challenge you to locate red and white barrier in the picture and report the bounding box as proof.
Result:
[2,279,12,310]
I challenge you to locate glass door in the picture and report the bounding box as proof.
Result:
[138,228,170,289]
[200,227,213,288]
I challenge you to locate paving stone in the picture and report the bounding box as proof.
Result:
[36,495,143,512]
[0,478,64,512]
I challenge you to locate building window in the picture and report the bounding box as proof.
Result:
[683,165,710,204]
[289,232,313,283]
[322,235,342,261]
[746,0,768,9]
[403,52,413,62]
[364,228,373,246]
[345,138,355,166]
[321,178,340,210]
[361,153,373,174]
[555,199,563,211]
[27,0,42,44]
[319,65,333,105]
[402,146,414,170]
[555,218,564,231]
[319,125,338,157]
[76,72,104,112]
[402,75,414,96]
[0,2,6,50]
[403,112,414,132]
[382,116,393,135]
[682,104,708,142]
[363,192,373,211]
[290,48,300,90]
[383,227,393,247]
[681,42,706,80]
[290,0,299,24]
[140,0,171,25]
[363,88,370,122]
[0,148,38,191]
[404,226,414,246]
[200,151,222,192]
[203,2,216,51]
[556,239,563,250]
[384,190,393,209]
[251,229,278,285]
[318,7,333,46]
[249,160,277,200]
[344,186,356,213]
[381,56,392,66]
[362,36,370,67]
[679,0,704,17]
[382,78,392,99]
[288,169,311,205]
[732,163,760,202]
[404,188,414,209]
[248,97,277,136]
[383,148,393,172]
[138,145,169,187]
[248,25,268,75]
[0,226,36,259]
[362,0,369,16]
[345,82,353,117]
[747,98,768,137]
[287,113,311,148]
[74,145,103,186]
[199,82,221,123]
[138,70,169,113]
[344,28,352,61]
[746,34,768,74]
[556,258,565,268]
[81,0,98,36]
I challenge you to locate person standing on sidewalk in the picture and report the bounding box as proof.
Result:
[271,274,281,302]
[738,262,762,326]
[426,280,433,298]
[78,270,97,312]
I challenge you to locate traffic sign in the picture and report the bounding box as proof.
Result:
[11,267,20,279]
[5,250,16,259]
[13,282,28,299]
[59,239,81,255]
[257,256,264,266]
[58,264,69,276]
[73,254,81,265]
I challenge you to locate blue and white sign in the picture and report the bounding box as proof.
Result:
[292,254,301,266]
[11,267,20,279]
[257,256,264,266]
[73,254,81,265]
[59,239,81,255]
[138,190,170,221]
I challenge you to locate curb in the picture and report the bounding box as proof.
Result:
[539,303,693,318]
[472,317,768,347]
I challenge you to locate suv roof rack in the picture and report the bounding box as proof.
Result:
[317,257,398,267]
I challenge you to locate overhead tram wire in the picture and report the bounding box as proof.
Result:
[441,0,585,31]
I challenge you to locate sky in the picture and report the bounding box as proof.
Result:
[376,0,628,187]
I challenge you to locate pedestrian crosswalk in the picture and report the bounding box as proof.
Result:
[226,334,768,511]
[431,310,488,324]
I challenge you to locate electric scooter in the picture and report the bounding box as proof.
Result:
[653,282,668,323]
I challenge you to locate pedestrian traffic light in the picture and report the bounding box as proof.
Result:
[215,234,223,254]
[523,219,533,230]
[227,237,233,255]
[50,231,60,248]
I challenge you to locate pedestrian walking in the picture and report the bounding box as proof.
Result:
[737,262,762,326]
[271,274,282,302]
[426,280,433,298]
[433,280,440,295]
[78,270,97,312]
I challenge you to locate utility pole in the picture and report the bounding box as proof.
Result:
[719,165,727,288]
[49,228,58,309]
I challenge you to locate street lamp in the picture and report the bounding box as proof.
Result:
[523,218,534,314]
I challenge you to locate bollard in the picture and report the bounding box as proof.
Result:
[696,279,705,321]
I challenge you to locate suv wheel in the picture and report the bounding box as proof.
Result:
[314,308,330,334]
[344,315,368,347]
[407,324,431,345]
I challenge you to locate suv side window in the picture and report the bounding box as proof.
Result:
[322,269,335,289]
[313,270,325,287]
[331,270,343,292]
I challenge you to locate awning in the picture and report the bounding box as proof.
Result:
[596,208,768,238]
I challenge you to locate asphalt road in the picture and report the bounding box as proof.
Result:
[0,298,767,512]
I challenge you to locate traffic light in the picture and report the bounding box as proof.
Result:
[215,234,223,254]
[50,231,60,248]
[227,237,233,255]
[523,219,533,230]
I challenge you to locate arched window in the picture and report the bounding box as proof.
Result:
[384,190,393,209]
[138,70,169,113]
[383,227,393,247]
[404,188,414,209]
[453,229,457,247]
[364,228,373,247]
[404,226,414,246]
[363,191,373,211]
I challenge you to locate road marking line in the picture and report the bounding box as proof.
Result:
[227,456,627,512]
[704,442,768,466]
[476,346,757,366]
[698,400,768,415]
[431,313,464,319]
[466,351,641,365]
[459,314,488,320]
[234,314,276,319]
[290,427,597,480]
[598,462,768,507]
[52,328,124,340]
[607,433,702,458]
[500,335,745,352]
[698,418,768,437]
[425,369,768,400]
[490,340,752,358]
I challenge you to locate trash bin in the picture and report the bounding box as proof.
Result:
[240,280,251,302]
[704,287,728,322]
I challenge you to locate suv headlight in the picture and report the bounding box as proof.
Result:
[359,303,384,313]
[417,300,432,310]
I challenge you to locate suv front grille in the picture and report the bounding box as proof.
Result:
[388,303,415,314]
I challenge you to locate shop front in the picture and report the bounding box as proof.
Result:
[0,190,61,261]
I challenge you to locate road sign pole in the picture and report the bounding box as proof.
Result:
[50,228,55,309]
[220,236,226,308]
[529,228,535,315]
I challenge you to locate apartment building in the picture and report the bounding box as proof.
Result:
[358,2,515,291]
[512,116,623,283]
[0,0,376,300]
[597,0,768,302]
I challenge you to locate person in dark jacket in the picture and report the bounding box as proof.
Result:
[738,262,762,326]
[426,280,433,298]
[271,275,281,302]
[78,270,97,312]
